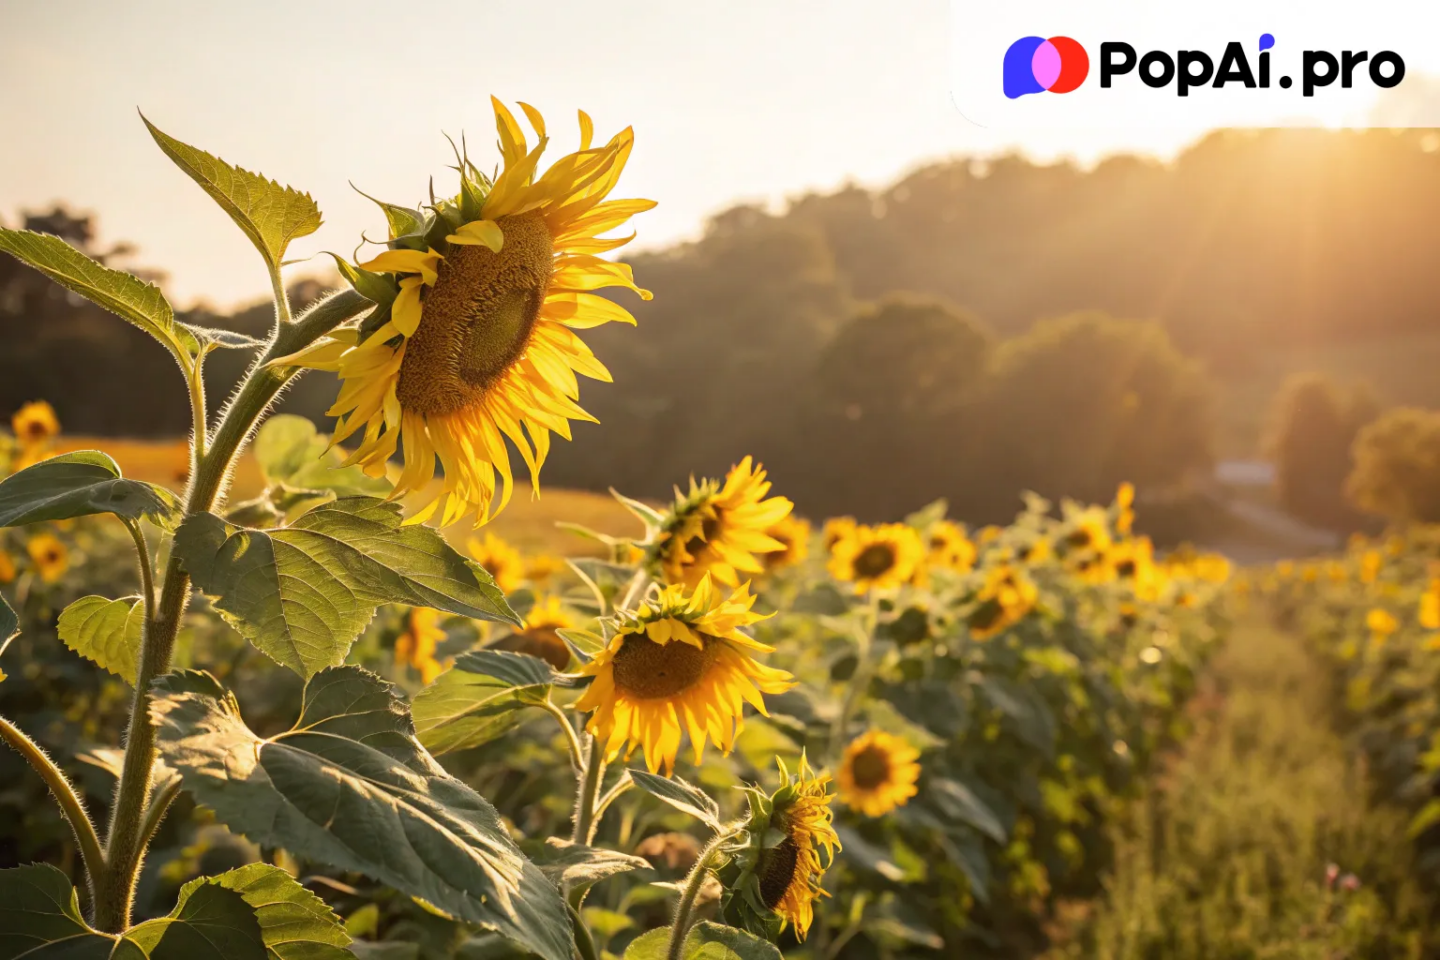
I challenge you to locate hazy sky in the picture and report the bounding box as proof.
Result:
[0,0,1405,308]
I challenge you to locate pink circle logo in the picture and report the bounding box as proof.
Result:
[1004,36,1090,99]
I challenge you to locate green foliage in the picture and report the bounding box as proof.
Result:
[142,116,322,272]
[174,497,517,677]
[0,862,268,959]
[192,863,353,960]
[623,922,782,960]
[0,227,199,367]
[412,650,558,755]
[57,595,144,684]
[1345,407,1440,524]
[1267,372,1377,530]
[0,451,182,530]
[628,770,722,828]
[251,414,390,497]
[530,839,650,889]
[149,666,574,960]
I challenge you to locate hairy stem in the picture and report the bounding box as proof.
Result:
[539,698,585,772]
[571,733,606,845]
[0,716,104,901]
[187,352,208,467]
[123,521,155,629]
[93,288,371,932]
[666,832,734,960]
[593,774,634,822]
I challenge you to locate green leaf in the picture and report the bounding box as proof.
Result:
[189,864,353,960]
[251,415,389,496]
[186,324,267,351]
[1409,798,1440,840]
[174,496,519,678]
[348,945,418,960]
[610,489,666,529]
[622,928,670,960]
[0,592,15,650]
[629,770,722,828]
[929,777,1006,843]
[0,862,268,960]
[0,451,183,530]
[150,666,573,960]
[0,228,198,365]
[58,595,144,684]
[143,116,322,272]
[557,627,605,664]
[413,650,557,755]
[682,922,783,960]
[531,839,650,889]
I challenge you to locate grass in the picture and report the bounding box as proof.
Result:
[54,435,644,557]
[1047,614,1436,960]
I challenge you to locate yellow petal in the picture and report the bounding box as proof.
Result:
[447,219,504,253]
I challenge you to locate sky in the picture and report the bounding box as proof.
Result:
[0,0,1425,308]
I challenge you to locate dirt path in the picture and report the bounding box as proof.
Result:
[1048,615,1433,959]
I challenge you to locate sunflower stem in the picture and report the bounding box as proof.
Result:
[94,287,373,933]
[540,697,585,772]
[666,831,737,960]
[123,521,156,633]
[572,733,607,845]
[187,352,208,466]
[0,715,105,906]
[829,595,879,758]
[593,773,634,822]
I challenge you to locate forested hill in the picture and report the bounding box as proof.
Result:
[5,128,1440,523]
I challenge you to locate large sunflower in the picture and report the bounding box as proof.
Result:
[837,730,921,817]
[651,457,793,588]
[828,523,925,592]
[723,756,839,941]
[572,575,794,774]
[275,98,654,527]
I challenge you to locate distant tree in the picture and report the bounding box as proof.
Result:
[1346,407,1440,524]
[1267,373,1378,529]
[971,313,1213,516]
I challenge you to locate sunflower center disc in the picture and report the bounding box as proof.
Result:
[493,628,571,671]
[850,745,893,790]
[396,211,555,417]
[853,544,897,579]
[611,633,716,699]
[758,835,800,909]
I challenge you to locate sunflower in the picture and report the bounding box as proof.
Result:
[395,607,447,683]
[468,531,526,593]
[828,523,924,593]
[26,532,67,584]
[967,564,1038,640]
[11,400,59,448]
[274,98,654,527]
[1063,505,1113,556]
[572,575,795,774]
[651,457,793,588]
[523,552,567,586]
[821,516,856,553]
[762,515,810,572]
[722,756,839,941]
[0,549,15,584]
[1115,481,1136,535]
[837,730,921,817]
[489,594,576,670]
[924,520,976,573]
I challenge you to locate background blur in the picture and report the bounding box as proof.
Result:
[5,0,1439,554]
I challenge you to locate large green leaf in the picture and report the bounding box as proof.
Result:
[0,862,267,960]
[174,496,518,677]
[530,839,650,889]
[0,451,183,530]
[58,595,145,684]
[629,770,722,828]
[622,923,780,960]
[0,228,198,365]
[144,117,322,271]
[150,666,573,960]
[413,650,556,755]
[187,864,352,960]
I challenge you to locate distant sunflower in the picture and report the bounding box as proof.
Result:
[724,756,839,941]
[274,98,654,527]
[967,564,1038,640]
[0,549,15,584]
[763,515,811,572]
[523,552,567,586]
[468,531,526,593]
[490,594,576,670]
[651,457,793,588]
[1063,506,1113,556]
[837,730,921,817]
[573,575,795,774]
[395,607,447,683]
[26,532,67,584]
[1115,481,1136,535]
[11,400,59,448]
[828,523,924,592]
[924,520,976,573]
[821,516,856,553]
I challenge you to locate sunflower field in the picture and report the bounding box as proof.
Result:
[0,103,1230,960]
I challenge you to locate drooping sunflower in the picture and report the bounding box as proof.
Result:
[11,400,59,448]
[650,457,793,588]
[572,575,795,774]
[762,515,811,572]
[26,532,67,584]
[837,730,921,817]
[274,98,654,527]
[722,756,839,941]
[395,607,447,683]
[967,563,1038,640]
[489,594,576,670]
[468,531,526,593]
[925,520,976,573]
[828,523,925,593]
